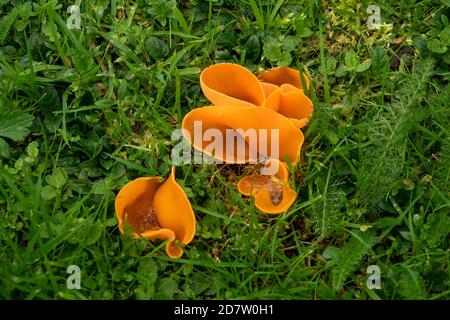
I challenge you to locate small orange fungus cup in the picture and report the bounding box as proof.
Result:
[200,63,266,108]
[237,159,297,214]
[115,167,195,258]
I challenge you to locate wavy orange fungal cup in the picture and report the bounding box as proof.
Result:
[115,167,195,258]
[181,105,304,164]
[258,67,313,129]
[258,66,310,91]
[237,159,297,214]
[200,63,265,108]
[199,63,314,129]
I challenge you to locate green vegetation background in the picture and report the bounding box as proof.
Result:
[0,0,449,299]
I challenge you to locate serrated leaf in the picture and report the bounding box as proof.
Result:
[92,179,109,195]
[344,50,359,70]
[263,41,282,63]
[0,109,34,141]
[330,231,376,292]
[26,141,38,158]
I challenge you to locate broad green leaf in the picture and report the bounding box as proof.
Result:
[326,56,337,71]
[38,85,61,116]
[278,52,292,66]
[14,19,28,32]
[319,56,337,74]
[177,67,201,76]
[282,36,298,52]
[440,25,450,45]
[335,65,348,77]
[145,36,169,60]
[41,185,57,200]
[428,39,447,54]
[356,59,372,72]
[371,46,389,74]
[0,109,34,141]
[400,230,412,241]
[92,179,109,195]
[137,258,158,286]
[71,49,95,74]
[46,167,67,188]
[42,18,59,42]
[0,137,10,158]
[323,246,338,260]
[25,141,39,163]
[82,223,103,246]
[155,278,178,300]
[245,35,260,62]
[413,35,429,54]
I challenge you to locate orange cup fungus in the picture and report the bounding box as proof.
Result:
[183,63,314,214]
[237,159,297,214]
[200,63,265,108]
[114,63,314,256]
[200,63,313,128]
[115,167,195,258]
[181,105,304,164]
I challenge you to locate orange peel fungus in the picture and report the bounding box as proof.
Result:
[184,63,314,214]
[115,167,195,258]
[200,63,313,128]
[237,159,297,214]
[181,104,304,164]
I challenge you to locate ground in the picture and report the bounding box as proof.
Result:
[0,0,449,300]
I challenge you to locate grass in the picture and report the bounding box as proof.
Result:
[0,0,449,300]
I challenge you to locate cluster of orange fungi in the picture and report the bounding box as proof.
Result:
[115,63,313,258]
